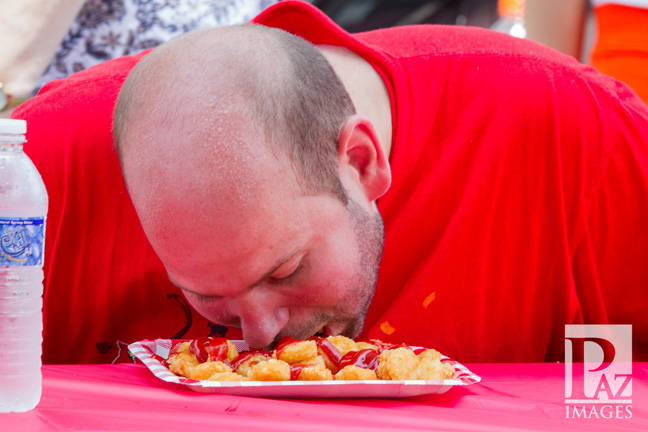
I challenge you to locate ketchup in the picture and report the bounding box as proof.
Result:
[168,342,184,357]
[189,337,229,363]
[316,338,343,368]
[230,350,271,371]
[275,336,301,359]
[367,339,409,353]
[338,349,380,371]
[189,337,210,363]
[289,365,308,381]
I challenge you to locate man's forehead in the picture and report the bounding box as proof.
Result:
[123,105,305,258]
[127,96,275,194]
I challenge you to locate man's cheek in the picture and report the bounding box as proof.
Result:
[188,300,233,325]
[302,279,350,306]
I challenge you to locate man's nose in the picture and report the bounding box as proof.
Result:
[230,292,289,348]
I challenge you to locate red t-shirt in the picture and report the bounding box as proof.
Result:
[254,1,648,362]
[13,0,648,363]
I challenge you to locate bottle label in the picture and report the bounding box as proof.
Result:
[0,217,45,266]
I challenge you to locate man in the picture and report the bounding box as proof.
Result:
[14,0,648,364]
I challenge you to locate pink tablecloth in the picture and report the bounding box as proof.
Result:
[1,363,646,431]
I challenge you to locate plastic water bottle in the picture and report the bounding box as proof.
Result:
[0,119,48,413]
[491,0,526,38]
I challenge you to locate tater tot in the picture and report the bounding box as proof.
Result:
[355,341,380,351]
[187,361,232,380]
[297,365,334,381]
[248,359,291,381]
[171,341,191,355]
[208,372,249,381]
[276,340,318,364]
[167,352,199,378]
[224,340,239,362]
[326,335,358,354]
[415,358,455,380]
[417,349,442,362]
[335,365,377,380]
[234,354,271,378]
[376,347,418,380]
[293,355,326,369]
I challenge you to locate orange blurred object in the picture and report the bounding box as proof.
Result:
[591,4,648,103]
[498,0,525,18]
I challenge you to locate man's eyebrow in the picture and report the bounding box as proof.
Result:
[168,277,223,299]
[166,254,296,299]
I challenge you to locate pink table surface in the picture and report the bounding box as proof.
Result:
[1,363,646,431]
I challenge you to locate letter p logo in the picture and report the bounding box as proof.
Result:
[565,325,632,404]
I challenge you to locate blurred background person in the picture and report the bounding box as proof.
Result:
[1,0,85,118]
[1,0,277,118]
[525,0,648,103]
[312,0,499,31]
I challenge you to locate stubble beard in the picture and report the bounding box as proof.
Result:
[268,197,384,348]
[343,197,384,338]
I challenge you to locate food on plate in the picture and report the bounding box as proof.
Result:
[164,335,455,382]
[230,351,272,378]
[275,339,317,364]
[248,359,291,381]
[295,364,334,381]
[187,361,232,380]
[335,365,377,380]
[376,347,419,380]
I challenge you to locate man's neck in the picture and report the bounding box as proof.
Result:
[317,45,393,159]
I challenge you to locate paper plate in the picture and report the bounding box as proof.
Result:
[128,339,481,398]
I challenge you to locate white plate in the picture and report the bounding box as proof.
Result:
[128,339,481,398]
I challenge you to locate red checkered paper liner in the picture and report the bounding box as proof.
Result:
[128,339,481,398]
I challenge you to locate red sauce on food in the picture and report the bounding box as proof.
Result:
[188,337,229,363]
[338,349,380,371]
[316,338,343,367]
[365,339,410,353]
[189,337,210,363]
[290,364,308,380]
[207,337,230,362]
[230,350,272,371]
[275,336,302,359]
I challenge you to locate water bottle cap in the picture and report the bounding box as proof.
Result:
[0,119,27,135]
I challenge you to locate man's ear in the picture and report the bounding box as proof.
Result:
[337,114,391,202]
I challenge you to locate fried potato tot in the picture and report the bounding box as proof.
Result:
[355,341,380,351]
[167,352,199,378]
[171,341,191,355]
[326,335,358,355]
[208,372,249,381]
[415,358,455,380]
[223,340,239,362]
[248,359,291,381]
[187,361,232,380]
[297,365,334,381]
[335,365,377,380]
[417,349,442,362]
[376,347,418,380]
[234,353,272,378]
[293,355,326,369]
[276,340,318,364]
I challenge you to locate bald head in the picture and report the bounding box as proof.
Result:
[114,24,355,211]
